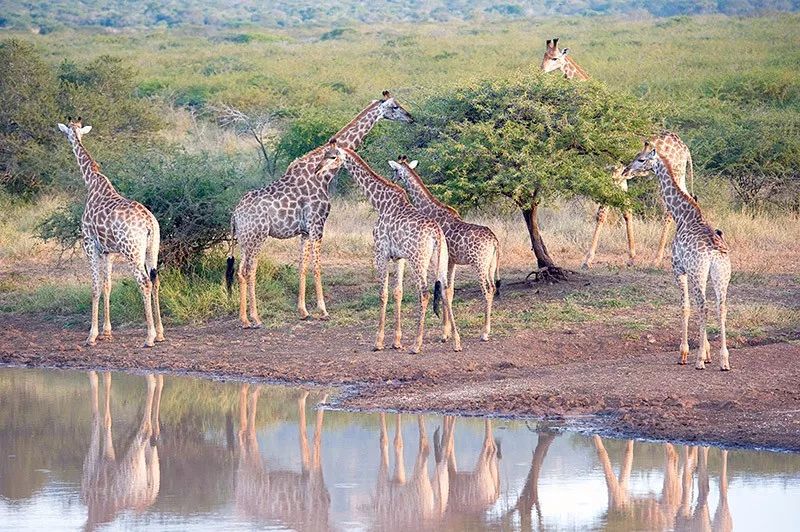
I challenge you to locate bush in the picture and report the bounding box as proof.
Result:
[39,146,264,270]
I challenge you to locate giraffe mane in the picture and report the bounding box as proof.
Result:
[402,163,461,218]
[659,156,700,211]
[333,100,381,138]
[342,148,408,196]
[566,56,590,79]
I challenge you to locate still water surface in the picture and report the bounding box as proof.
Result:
[1,367,799,531]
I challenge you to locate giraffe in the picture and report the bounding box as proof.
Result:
[372,413,450,529]
[540,38,590,80]
[226,92,413,329]
[58,118,164,347]
[315,141,461,353]
[81,371,163,531]
[389,156,500,341]
[623,143,731,370]
[583,132,696,268]
[234,385,330,531]
[500,431,555,530]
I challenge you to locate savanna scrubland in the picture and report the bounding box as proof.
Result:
[1,13,799,448]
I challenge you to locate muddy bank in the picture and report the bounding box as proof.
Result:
[2,313,799,452]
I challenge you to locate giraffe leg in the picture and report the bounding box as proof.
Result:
[101,253,113,340]
[392,259,405,350]
[151,266,164,342]
[676,273,691,365]
[237,248,251,328]
[623,209,636,267]
[311,238,329,320]
[410,268,430,354]
[478,258,494,342]
[654,213,673,266]
[374,256,389,351]
[441,262,456,342]
[689,270,710,370]
[133,264,157,347]
[83,238,101,346]
[297,237,311,320]
[711,258,732,371]
[441,272,461,352]
[582,205,606,269]
[247,255,262,328]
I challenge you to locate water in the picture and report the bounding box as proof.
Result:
[1,368,798,531]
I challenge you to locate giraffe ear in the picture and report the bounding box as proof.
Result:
[79,125,92,135]
[553,38,559,48]
[408,160,419,169]
[546,39,552,48]
[388,160,401,170]
[57,123,69,134]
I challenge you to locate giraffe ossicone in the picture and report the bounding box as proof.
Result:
[59,118,164,348]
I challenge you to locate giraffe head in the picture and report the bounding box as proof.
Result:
[314,139,345,176]
[622,141,659,178]
[387,155,419,186]
[377,91,414,123]
[540,38,570,74]
[57,117,92,145]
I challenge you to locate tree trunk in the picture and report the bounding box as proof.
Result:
[520,191,569,282]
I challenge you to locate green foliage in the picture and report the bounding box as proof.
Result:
[277,111,343,161]
[39,147,264,270]
[406,72,659,212]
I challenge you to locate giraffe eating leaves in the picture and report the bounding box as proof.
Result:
[58,118,164,347]
[623,143,731,370]
[226,92,413,329]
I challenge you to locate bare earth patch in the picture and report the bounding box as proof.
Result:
[2,270,798,451]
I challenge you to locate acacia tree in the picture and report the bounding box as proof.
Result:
[410,71,659,280]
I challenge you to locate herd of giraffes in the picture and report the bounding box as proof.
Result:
[57,38,731,369]
[79,373,733,531]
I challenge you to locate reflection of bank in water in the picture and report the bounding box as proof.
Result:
[81,371,163,532]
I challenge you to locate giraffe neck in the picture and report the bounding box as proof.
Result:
[342,149,407,213]
[563,57,590,81]
[70,139,117,198]
[332,101,383,150]
[401,166,460,220]
[653,158,702,228]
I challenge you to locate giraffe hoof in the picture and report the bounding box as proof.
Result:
[101,333,113,341]
[480,333,490,342]
[694,363,705,370]
[250,322,263,329]
[440,336,450,343]
[391,343,404,350]
[317,313,330,321]
[155,334,166,342]
[299,312,311,321]
[720,366,731,372]
[373,345,385,352]
[409,348,421,354]
[85,339,97,347]
[142,341,155,348]
[581,262,591,270]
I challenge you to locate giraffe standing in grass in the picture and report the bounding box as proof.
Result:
[315,141,461,354]
[227,92,413,329]
[540,40,695,267]
[623,142,731,370]
[389,156,500,341]
[58,119,164,347]
[583,133,695,268]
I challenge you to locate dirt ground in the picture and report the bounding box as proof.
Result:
[2,269,799,452]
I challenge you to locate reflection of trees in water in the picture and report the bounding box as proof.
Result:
[234,384,330,531]
[81,371,162,532]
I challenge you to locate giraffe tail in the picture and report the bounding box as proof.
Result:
[491,240,501,298]
[432,229,449,318]
[225,219,237,296]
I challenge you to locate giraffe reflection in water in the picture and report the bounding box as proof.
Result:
[81,371,163,531]
[593,436,732,531]
[234,384,330,531]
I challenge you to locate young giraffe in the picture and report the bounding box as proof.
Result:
[315,141,461,353]
[58,118,164,347]
[583,132,695,268]
[227,92,413,329]
[389,156,500,341]
[623,143,731,370]
[540,38,590,80]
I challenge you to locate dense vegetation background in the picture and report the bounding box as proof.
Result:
[1,11,799,276]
